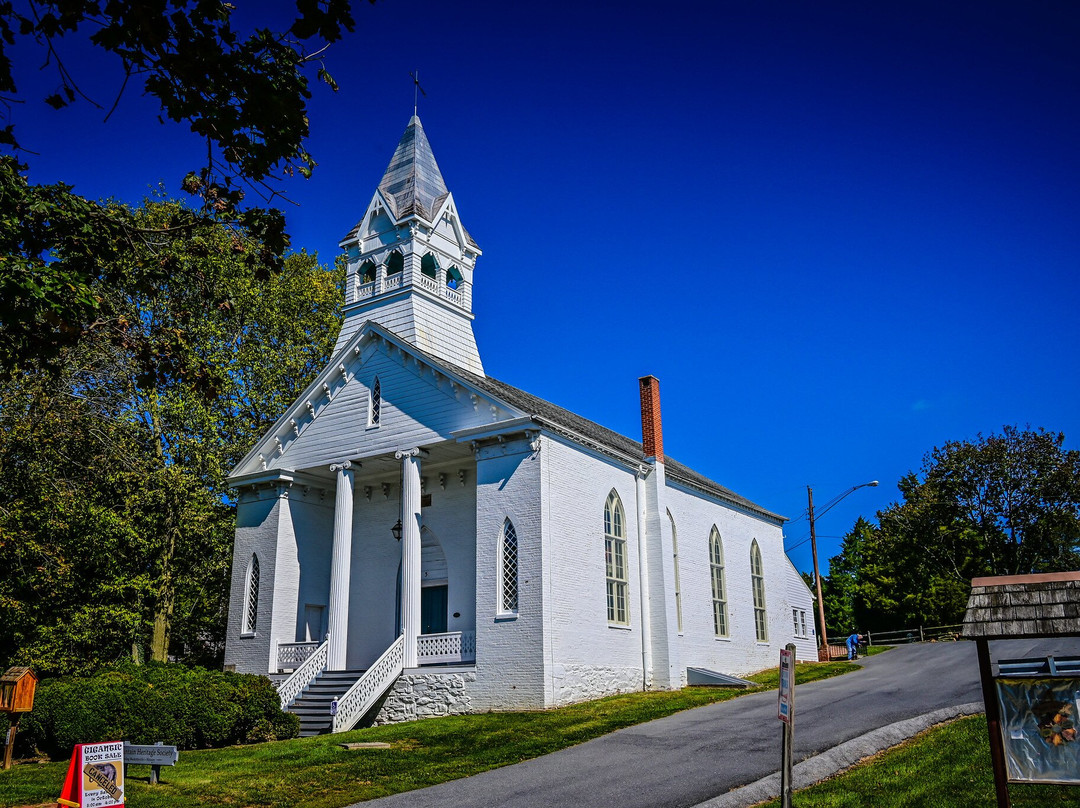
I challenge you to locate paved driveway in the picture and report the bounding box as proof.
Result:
[356,637,1080,808]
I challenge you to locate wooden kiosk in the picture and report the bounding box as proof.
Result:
[961,571,1080,807]
[0,666,38,770]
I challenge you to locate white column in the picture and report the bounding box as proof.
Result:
[396,448,424,668]
[327,461,355,670]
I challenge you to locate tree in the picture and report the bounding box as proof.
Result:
[0,198,343,673]
[820,516,875,635]
[836,427,1080,630]
[0,1,366,373]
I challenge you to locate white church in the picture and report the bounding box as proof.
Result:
[223,116,817,735]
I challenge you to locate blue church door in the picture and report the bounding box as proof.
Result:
[421,585,448,634]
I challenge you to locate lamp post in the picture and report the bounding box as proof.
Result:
[808,480,878,652]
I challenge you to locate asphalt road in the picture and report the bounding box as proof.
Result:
[355,638,1080,808]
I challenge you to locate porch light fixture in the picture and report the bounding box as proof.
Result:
[391,519,403,541]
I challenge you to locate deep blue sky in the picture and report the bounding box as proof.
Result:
[10,1,1080,576]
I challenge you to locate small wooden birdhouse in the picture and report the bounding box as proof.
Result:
[0,667,37,713]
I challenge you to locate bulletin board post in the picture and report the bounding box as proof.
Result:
[778,643,796,808]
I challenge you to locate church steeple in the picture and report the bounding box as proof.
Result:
[335,116,484,375]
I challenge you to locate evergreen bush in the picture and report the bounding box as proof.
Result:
[16,662,298,759]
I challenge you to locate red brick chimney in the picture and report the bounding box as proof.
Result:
[639,375,663,462]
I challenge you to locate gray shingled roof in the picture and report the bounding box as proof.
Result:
[962,572,1080,639]
[399,338,783,522]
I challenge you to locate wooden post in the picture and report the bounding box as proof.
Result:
[2,714,19,770]
[976,638,1011,808]
[919,626,925,643]
[779,644,796,808]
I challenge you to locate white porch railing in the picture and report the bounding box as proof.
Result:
[417,630,476,665]
[275,639,328,710]
[331,635,405,733]
[277,641,320,670]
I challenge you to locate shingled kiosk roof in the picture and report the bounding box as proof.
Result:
[961,571,1080,640]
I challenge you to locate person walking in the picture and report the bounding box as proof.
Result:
[846,631,861,660]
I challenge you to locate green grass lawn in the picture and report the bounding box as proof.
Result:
[0,661,851,808]
[755,714,1080,807]
[863,644,892,657]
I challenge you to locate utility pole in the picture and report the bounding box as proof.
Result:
[805,480,878,657]
[808,485,828,652]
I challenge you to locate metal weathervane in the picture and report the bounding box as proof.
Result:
[410,71,426,116]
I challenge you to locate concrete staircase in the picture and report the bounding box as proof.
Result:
[289,670,366,737]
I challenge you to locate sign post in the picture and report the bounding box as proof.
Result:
[778,643,796,808]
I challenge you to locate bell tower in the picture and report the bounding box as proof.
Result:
[335,116,484,376]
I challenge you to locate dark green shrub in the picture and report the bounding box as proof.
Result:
[17,662,298,759]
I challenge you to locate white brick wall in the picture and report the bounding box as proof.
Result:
[663,479,806,677]
[472,436,546,710]
[542,436,646,705]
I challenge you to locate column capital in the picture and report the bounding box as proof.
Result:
[330,460,358,473]
[394,447,428,460]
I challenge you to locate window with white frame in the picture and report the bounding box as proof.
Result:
[800,610,808,637]
[500,518,519,614]
[751,540,768,641]
[709,527,728,637]
[669,511,682,632]
[244,553,260,634]
[604,490,629,625]
[369,376,381,427]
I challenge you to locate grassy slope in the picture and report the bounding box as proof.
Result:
[0,662,850,808]
[756,715,1080,807]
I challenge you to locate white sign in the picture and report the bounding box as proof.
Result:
[59,741,125,808]
[778,648,795,724]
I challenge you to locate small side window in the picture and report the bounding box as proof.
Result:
[500,519,519,614]
[244,554,260,634]
[369,377,381,427]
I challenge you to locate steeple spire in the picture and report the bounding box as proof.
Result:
[334,117,484,376]
[377,116,449,223]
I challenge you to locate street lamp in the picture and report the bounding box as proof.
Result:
[808,480,878,653]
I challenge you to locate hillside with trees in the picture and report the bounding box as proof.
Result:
[822,426,1080,635]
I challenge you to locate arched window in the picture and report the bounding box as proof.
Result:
[500,519,519,614]
[358,260,376,284]
[668,511,682,632]
[446,266,463,290]
[751,540,767,642]
[386,251,404,275]
[709,527,728,637]
[421,252,439,278]
[604,490,629,625]
[369,377,381,427]
[244,554,260,634]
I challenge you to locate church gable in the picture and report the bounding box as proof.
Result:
[230,326,520,479]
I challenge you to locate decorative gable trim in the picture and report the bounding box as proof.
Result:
[228,322,522,480]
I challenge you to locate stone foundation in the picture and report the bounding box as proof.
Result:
[551,664,644,706]
[371,668,477,725]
